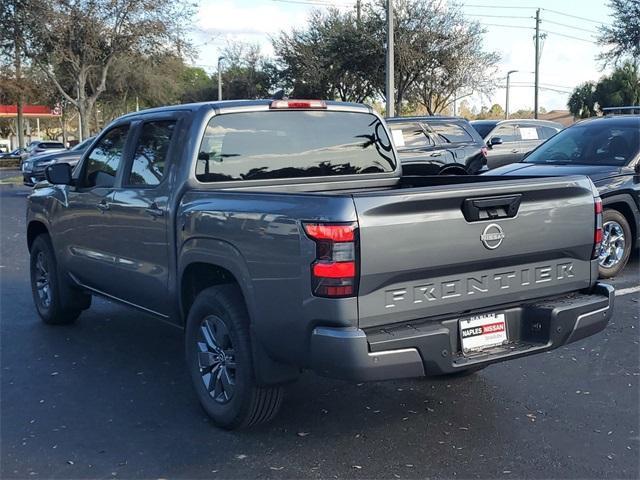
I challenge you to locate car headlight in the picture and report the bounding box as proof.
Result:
[22,161,32,172]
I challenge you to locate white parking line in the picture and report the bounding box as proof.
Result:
[615,285,640,297]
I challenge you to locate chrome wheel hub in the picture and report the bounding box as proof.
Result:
[197,315,236,404]
[599,220,625,269]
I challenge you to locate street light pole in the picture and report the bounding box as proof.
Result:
[385,0,394,117]
[217,56,226,101]
[505,70,518,119]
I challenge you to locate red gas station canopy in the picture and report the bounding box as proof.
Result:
[0,105,62,118]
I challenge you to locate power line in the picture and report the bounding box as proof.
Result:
[270,0,354,6]
[464,13,532,20]
[478,23,534,30]
[541,29,597,44]
[463,4,534,10]
[542,19,599,35]
[541,8,603,25]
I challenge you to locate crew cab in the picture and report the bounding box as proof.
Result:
[27,100,613,429]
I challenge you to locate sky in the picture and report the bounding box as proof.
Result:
[190,0,614,113]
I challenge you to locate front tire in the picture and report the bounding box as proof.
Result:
[185,285,283,429]
[598,209,632,278]
[30,235,87,325]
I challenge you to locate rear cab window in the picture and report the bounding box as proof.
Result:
[196,110,395,182]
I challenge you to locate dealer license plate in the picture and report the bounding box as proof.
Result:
[459,313,507,354]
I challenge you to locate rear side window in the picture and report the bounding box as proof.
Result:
[128,120,176,186]
[388,122,434,149]
[538,126,560,139]
[42,142,64,148]
[82,125,129,188]
[429,122,473,144]
[196,111,395,182]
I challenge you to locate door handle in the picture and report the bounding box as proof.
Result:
[511,149,519,153]
[430,152,442,157]
[145,204,165,218]
[96,200,110,212]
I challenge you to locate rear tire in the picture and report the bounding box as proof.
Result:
[598,209,632,278]
[185,285,283,429]
[30,235,88,325]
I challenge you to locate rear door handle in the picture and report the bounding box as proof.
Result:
[145,203,165,218]
[96,200,110,212]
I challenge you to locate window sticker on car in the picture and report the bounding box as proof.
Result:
[391,129,405,147]
[520,127,539,140]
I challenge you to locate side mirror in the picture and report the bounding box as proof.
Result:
[45,163,72,185]
[635,162,640,174]
[489,136,503,147]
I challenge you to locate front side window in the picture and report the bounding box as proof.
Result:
[492,124,519,143]
[128,121,176,186]
[82,125,129,188]
[196,111,395,182]
[430,122,473,144]
[389,122,433,149]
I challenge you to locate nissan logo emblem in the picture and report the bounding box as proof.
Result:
[480,223,505,250]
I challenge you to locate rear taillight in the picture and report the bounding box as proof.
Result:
[593,196,603,259]
[303,222,358,298]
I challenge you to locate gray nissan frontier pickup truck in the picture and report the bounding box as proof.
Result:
[27,99,614,429]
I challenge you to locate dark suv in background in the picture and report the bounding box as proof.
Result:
[470,119,563,169]
[386,116,487,175]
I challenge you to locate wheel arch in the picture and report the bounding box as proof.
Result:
[602,194,639,248]
[27,220,50,251]
[439,165,469,176]
[179,238,299,385]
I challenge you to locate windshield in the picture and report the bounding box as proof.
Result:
[470,122,497,139]
[525,121,640,166]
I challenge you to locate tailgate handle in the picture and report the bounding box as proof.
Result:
[462,194,522,221]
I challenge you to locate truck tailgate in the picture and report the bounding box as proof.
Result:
[352,176,597,329]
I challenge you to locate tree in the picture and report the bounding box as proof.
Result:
[273,8,384,102]
[398,1,499,114]
[219,42,276,100]
[568,82,598,118]
[595,61,640,107]
[24,0,194,139]
[598,0,640,66]
[0,0,31,147]
[568,63,640,117]
[272,1,498,112]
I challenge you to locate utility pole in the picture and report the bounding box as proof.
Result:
[14,33,24,149]
[356,0,361,23]
[505,70,518,119]
[217,56,226,101]
[534,8,541,119]
[385,0,395,117]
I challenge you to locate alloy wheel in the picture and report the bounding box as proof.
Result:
[197,315,236,404]
[599,220,626,269]
[34,251,52,308]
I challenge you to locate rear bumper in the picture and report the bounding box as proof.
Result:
[310,283,614,381]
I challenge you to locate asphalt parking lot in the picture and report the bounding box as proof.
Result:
[1,179,639,479]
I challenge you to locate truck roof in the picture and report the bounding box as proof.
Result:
[118,99,372,120]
